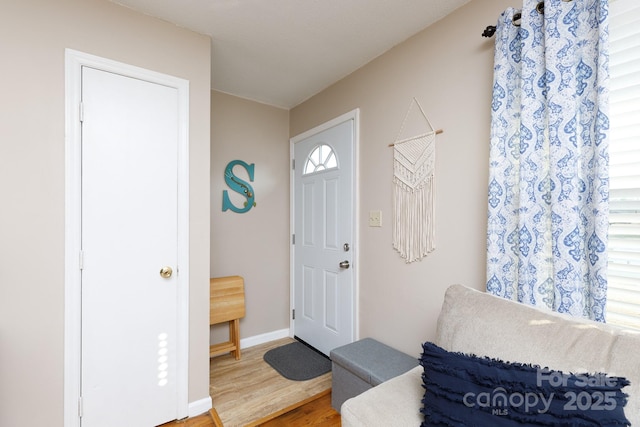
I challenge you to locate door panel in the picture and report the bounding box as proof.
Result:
[80,66,179,427]
[293,119,354,356]
[325,178,339,249]
[325,272,339,331]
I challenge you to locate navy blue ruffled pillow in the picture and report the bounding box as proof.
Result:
[420,342,630,427]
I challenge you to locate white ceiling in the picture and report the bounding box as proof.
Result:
[113,0,471,109]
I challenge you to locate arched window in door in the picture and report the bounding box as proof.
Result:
[304,144,338,175]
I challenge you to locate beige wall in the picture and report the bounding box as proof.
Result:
[210,91,291,341]
[0,0,211,425]
[290,0,513,357]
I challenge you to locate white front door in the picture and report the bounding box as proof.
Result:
[292,114,356,356]
[80,66,183,426]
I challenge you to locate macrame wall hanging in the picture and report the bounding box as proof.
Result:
[389,98,442,263]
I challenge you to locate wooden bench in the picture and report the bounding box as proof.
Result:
[210,276,245,360]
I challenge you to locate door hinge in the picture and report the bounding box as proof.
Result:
[79,250,84,270]
[79,102,84,123]
[292,234,295,245]
[78,396,83,417]
[292,309,295,320]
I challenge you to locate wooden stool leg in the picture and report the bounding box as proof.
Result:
[229,318,241,360]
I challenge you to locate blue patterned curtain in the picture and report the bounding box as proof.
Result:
[486,0,610,321]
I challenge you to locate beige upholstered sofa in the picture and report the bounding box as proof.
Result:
[341,284,640,426]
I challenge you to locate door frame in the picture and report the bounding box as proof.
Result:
[289,109,360,346]
[63,49,190,427]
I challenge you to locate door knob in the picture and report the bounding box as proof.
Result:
[339,260,350,269]
[159,266,173,278]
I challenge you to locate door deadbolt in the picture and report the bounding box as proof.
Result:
[343,243,350,252]
[159,266,173,278]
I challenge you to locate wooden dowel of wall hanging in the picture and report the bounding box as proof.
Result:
[388,129,444,147]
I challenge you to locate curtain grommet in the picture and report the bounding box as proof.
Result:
[512,12,522,26]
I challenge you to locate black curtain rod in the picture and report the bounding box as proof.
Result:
[482,1,547,38]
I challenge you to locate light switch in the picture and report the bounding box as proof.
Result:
[369,210,382,227]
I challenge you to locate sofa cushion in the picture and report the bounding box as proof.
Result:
[420,341,631,426]
[435,285,640,424]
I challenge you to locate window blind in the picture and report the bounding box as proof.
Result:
[607,0,640,330]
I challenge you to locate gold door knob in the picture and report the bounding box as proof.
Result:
[160,266,173,278]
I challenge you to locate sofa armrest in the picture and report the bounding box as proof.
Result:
[340,366,423,427]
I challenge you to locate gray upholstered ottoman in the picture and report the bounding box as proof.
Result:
[330,338,419,412]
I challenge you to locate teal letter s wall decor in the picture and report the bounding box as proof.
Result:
[222,160,256,213]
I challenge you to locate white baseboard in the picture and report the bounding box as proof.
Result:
[240,328,290,349]
[188,396,212,418]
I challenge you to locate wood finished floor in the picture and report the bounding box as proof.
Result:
[162,392,340,427]
[162,337,340,427]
